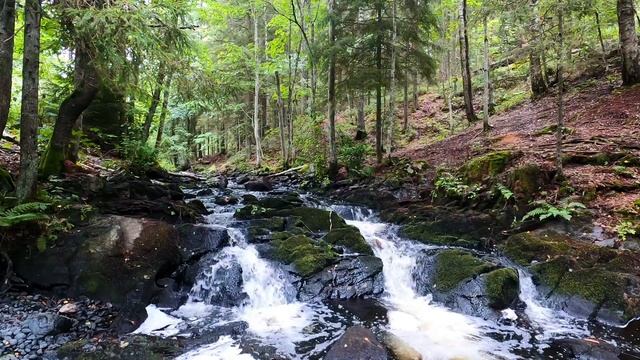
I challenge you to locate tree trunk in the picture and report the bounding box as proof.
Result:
[482,11,490,132]
[327,0,338,176]
[594,10,608,72]
[253,3,263,167]
[16,0,40,202]
[459,0,477,122]
[40,45,98,177]
[413,70,418,111]
[386,0,397,158]
[0,0,16,138]
[142,64,166,143]
[617,0,640,85]
[529,0,547,97]
[355,94,366,140]
[403,66,409,132]
[155,74,172,149]
[556,3,564,178]
[275,71,289,168]
[375,4,383,164]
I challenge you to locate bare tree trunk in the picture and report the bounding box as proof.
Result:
[375,4,383,164]
[16,0,40,202]
[327,0,337,176]
[403,67,409,132]
[356,93,366,140]
[459,0,477,122]
[0,0,16,138]
[482,10,491,132]
[529,0,547,97]
[386,0,397,158]
[594,10,608,72]
[253,3,263,167]
[617,0,640,85]
[155,74,172,149]
[413,70,418,110]
[275,71,289,168]
[556,3,565,178]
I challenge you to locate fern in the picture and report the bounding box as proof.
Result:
[0,202,50,228]
[521,200,586,223]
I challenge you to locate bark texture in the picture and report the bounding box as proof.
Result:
[0,0,16,138]
[458,0,477,122]
[617,0,640,85]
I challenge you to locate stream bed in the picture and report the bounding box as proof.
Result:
[135,182,640,360]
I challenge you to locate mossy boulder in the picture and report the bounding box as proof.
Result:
[484,268,520,309]
[506,164,553,201]
[434,250,497,292]
[324,225,373,255]
[501,230,640,324]
[234,204,268,220]
[272,235,337,277]
[271,207,347,232]
[401,223,481,248]
[461,150,516,182]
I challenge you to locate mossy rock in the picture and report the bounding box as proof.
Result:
[234,205,268,220]
[506,164,551,201]
[324,225,373,255]
[0,166,14,194]
[400,223,482,249]
[272,235,337,277]
[434,250,497,292]
[484,268,520,309]
[461,150,515,182]
[254,195,303,210]
[271,207,347,232]
[500,232,572,266]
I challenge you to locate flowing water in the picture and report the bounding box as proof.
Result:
[136,184,639,359]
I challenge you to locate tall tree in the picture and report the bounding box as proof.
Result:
[0,0,16,138]
[142,64,166,143]
[16,0,41,202]
[252,2,263,167]
[556,1,565,178]
[386,0,397,157]
[529,0,547,97]
[327,0,337,175]
[459,0,477,122]
[482,5,490,132]
[375,2,383,163]
[155,74,172,149]
[617,0,640,84]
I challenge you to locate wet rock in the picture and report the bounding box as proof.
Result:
[325,326,388,360]
[271,235,337,277]
[298,256,383,301]
[324,226,373,255]
[545,338,620,360]
[189,256,247,307]
[206,175,228,189]
[196,188,214,196]
[326,299,388,326]
[271,207,347,232]
[244,179,273,192]
[380,331,422,360]
[501,230,640,324]
[12,216,182,333]
[339,188,397,210]
[176,224,230,259]
[187,199,209,215]
[214,195,239,206]
[57,335,182,360]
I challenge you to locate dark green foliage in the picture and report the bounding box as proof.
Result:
[0,202,49,228]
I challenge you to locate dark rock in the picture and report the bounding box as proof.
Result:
[176,224,230,259]
[25,314,74,337]
[214,195,239,206]
[341,188,397,210]
[326,299,388,326]
[206,176,228,189]
[298,256,383,301]
[242,194,258,204]
[187,199,209,215]
[0,166,15,194]
[57,335,182,360]
[324,226,373,255]
[12,216,182,334]
[189,255,247,307]
[196,188,214,197]
[325,326,388,360]
[244,179,273,192]
[545,338,620,360]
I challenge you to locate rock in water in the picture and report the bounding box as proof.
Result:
[244,179,273,192]
[325,326,388,360]
[380,331,422,360]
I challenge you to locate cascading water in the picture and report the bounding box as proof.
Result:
[134,185,637,359]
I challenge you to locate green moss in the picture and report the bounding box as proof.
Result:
[485,268,520,309]
[272,235,337,276]
[434,250,497,292]
[500,232,572,266]
[272,207,347,232]
[234,205,268,220]
[400,223,481,248]
[507,164,544,200]
[461,151,514,182]
[39,145,66,178]
[324,225,373,255]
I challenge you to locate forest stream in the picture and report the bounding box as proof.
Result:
[130,181,640,360]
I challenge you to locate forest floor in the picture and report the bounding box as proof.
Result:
[383,74,640,235]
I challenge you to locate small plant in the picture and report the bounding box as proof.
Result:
[434,173,481,200]
[495,183,514,202]
[615,221,637,242]
[119,137,158,173]
[0,202,50,228]
[521,200,586,222]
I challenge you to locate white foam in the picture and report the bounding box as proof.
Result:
[176,336,255,360]
[133,305,182,337]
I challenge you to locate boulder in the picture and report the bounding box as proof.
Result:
[12,216,183,333]
[324,226,373,255]
[176,224,230,259]
[271,235,336,277]
[460,150,516,182]
[188,255,247,307]
[244,179,273,192]
[25,313,74,337]
[196,188,214,196]
[545,338,621,360]
[298,256,384,301]
[206,175,228,189]
[187,199,209,215]
[214,195,239,206]
[380,331,422,360]
[57,335,182,360]
[325,326,388,360]
[500,230,640,324]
